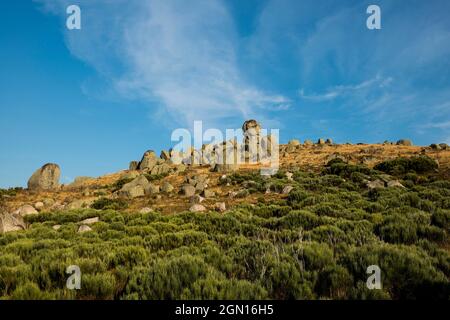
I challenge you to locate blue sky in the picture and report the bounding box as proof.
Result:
[1,0,449,188]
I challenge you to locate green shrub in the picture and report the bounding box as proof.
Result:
[91,198,128,210]
[374,156,438,175]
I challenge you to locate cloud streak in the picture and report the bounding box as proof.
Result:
[37,0,289,127]
[299,75,393,102]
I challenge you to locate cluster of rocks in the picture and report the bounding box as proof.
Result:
[141,120,277,172]
[178,174,227,213]
[180,174,215,198]
[129,150,183,175]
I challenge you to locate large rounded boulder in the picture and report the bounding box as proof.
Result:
[27,163,61,190]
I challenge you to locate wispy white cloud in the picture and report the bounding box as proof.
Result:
[299,75,393,102]
[36,0,289,127]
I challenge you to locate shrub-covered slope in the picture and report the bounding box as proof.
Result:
[1,159,449,300]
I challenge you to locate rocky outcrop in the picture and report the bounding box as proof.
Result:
[242,119,261,162]
[27,163,60,190]
[138,150,158,171]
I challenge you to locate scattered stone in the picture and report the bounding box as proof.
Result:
[317,138,325,145]
[0,213,26,233]
[285,172,294,181]
[214,202,226,212]
[180,185,196,197]
[190,195,205,204]
[27,163,60,190]
[80,217,99,225]
[367,180,385,190]
[129,161,139,171]
[189,204,206,212]
[52,225,61,230]
[282,186,294,194]
[325,138,333,145]
[139,207,153,214]
[396,139,413,146]
[161,181,174,193]
[202,190,215,198]
[34,202,44,210]
[195,181,207,192]
[145,183,160,195]
[304,140,313,146]
[387,180,405,188]
[228,191,238,198]
[119,175,150,198]
[14,205,38,217]
[78,225,92,233]
[119,185,145,198]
